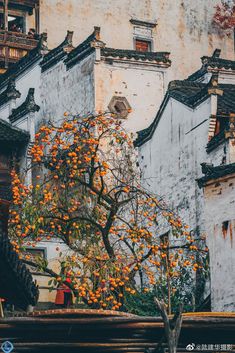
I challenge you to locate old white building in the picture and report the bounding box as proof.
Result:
[136,49,235,311]
[0,0,234,309]
[0,28,172,305]
[0,1,234,79]
[38,0,235,81]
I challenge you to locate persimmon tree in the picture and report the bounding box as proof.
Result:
[9,113,207,314]
[213,0,235,35]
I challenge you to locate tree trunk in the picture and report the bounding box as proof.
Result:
[154,298,183,353]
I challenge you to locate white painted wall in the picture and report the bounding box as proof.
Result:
[95,59,168,133]
[203,176,235,311]
[138,94,235,311]
[0,103,11,122]
[207,140,228,167]
[26,238,71,303]
[139,97,211,234]
[40,54,96,124]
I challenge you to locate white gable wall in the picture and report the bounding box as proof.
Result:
[40,54,96,126]
[95,59,168,133]
[139,97,211,234]
[203,176,235,311]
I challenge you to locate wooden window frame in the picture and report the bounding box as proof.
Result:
[134,37,153,52]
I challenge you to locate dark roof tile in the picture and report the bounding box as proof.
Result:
[0,33,48,91]
[135,80,209,147]
[0,77,21,107]
[188,49,235,82]
[0,231,39,309]
[0,118,29,143]
[197,162,235,187]
[9,88,40,124]
[41,31,74,72]
[135,78,235,147]
[217,84,235,115]
[101,47,171,65]
[65,27,101,69]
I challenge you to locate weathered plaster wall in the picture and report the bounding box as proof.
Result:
[139,98,211,234]
[207,141,228,167]
[27,239,71,303]
[0,62,40,124]
[39,0,234,80]
[203,176,235,311]
[14,64,41,107]
[95,60,167,132]
[40,54,95,124]
[0,102,11,121]
[229,139,235,163]
[25,12,36,33]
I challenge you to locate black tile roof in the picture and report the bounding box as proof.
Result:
[206,129,227,153]
[101,47,171,65]
[65,27,100,69]
[202,56,235,71]
[197,162,235,187]
[41,31,74,72]
[217,84,235,115]
[64,27,171,70]
[135,79,235,147]
[135,80,209,147]
[187,67,207,82]
[0,118,29,143]
[0,231,39,310]
[0,76,21,107]
[9,88,40,124]
[0,33,48,92]
[188,49,235,82]
[0,185,12,202]
[167,80,208,107]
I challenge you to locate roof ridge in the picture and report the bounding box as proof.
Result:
[0,76,21,107]
[101,47,171,64]
[168,80,206,89]
[9,88,40,124]
[135,80,210,147]
[41,31,74,72]
[197,162,235,187]
[65,27,102,69]
[0,118,30,144]
[0,231,39,309]
[0,32,48,91]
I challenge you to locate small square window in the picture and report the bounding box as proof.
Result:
[25,248,46,260]
[160,232,169,246]
[135,39,152,52]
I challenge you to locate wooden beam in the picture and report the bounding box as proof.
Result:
[3,0,8,31]
[35,2,39,34]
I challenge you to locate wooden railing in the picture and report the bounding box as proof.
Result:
[0,30,38,69]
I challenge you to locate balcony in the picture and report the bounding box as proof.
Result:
[0,30,38,71]
[0,1,39,14]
